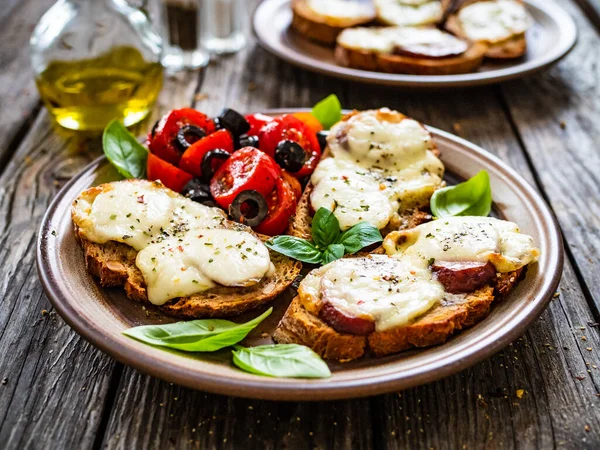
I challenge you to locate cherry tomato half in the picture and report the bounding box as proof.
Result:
[292,112,323,134]
[245,113,273,137]
[148,108,215,166]
[259,115,321,178]
[147,153,193,193]
[179,129,234,177]
[254,177,298,236]
[281,170,302,201]
[210,147,281,210]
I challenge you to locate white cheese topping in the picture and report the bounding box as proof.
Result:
[458,0,533,44]
[299,255,444,331]
[375,0,442,26]
[310,109,444,231]
[72,180,274,305]
[337,27,397,53]
[383,216,540,272]
[307,0,374,20]
[136,229,275,305]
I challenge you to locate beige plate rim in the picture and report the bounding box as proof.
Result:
[36,111,563,400]
[252,0,577,88]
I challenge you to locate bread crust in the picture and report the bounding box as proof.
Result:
[273,267,525,361]
[291,0,375,46]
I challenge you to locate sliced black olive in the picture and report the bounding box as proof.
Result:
[175,125,206,151]
[316,130,329,152]
[151,119,160,138]
[229,190,268,227]
[237,134,259,149]
[181,178,212,203]
[274,140,305,173]
[201,149,230,182]
[216,108,250,138]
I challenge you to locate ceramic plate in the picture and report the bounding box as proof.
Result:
[253,0,577,88]
[37,113,563,400]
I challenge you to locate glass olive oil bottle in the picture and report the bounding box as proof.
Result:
[31,0,163,132]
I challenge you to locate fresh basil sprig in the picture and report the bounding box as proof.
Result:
[123,307,272,352]
[266,207,382,265]
[430,170,492,218]
[232,344,332,378]
[102,119,148,179]
[311,94,342,130]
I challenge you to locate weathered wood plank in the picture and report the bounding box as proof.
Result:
[0,70,200,449]
[101,3,600,450]
[574,0,600,28]
[500,0,600,314]
[0,0,55,170]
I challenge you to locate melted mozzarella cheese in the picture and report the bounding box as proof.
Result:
[310,109,444,230]
[307,0,374,20]
[72,180,226,251]
[136,229,274,305]
[72,180,275,305]
[299,255,444,331]
[383,216,540,272]
[337,27,397,53]
[458,0,533,44]
[375,0,442,26]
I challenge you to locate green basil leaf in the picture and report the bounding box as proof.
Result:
[265,236,323,264]
[123,307,272,352]
[102,119,148,179]
[322,243,345,265]
[311,207,340,248]
[232,344,331,378]
[336,222,383,254]
[430,170,492,218]
[311,94,342,130]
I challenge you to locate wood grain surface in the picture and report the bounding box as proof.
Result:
[1,0,599,449]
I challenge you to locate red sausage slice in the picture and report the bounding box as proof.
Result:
[319,302,376,336]
[431,261,497,294]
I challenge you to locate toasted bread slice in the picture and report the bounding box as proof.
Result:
[335,26,487,75]
[291,0,376,46]
[444,0,530,59]
[77,235,301,318]
[72,181,302,319]
[273,268,524,361]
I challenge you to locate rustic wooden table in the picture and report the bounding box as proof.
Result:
[1,0,600,448]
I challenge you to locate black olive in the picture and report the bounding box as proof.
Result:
[216,108,250,138]
[151,119,160,138]
[316,130,329,152]
[237,134,259,149]
[174,125,206,152]
[181,178,212,203]
[201,149,230,182]
[229,190,268,227]
[274,140,305,173]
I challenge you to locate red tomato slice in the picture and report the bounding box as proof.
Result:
[148,108,215,166]
[254,177,298,236]
[281,170,302,201]
[245,113,273,137]
[210,148,281,209]
[147,153,193,193]
[179,129,234,177]
[258,114,321,178]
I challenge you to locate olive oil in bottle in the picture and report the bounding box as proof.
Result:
[30,0,164,132]
[36,46,163,131]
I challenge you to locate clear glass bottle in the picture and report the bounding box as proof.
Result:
[30,0,164,132]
